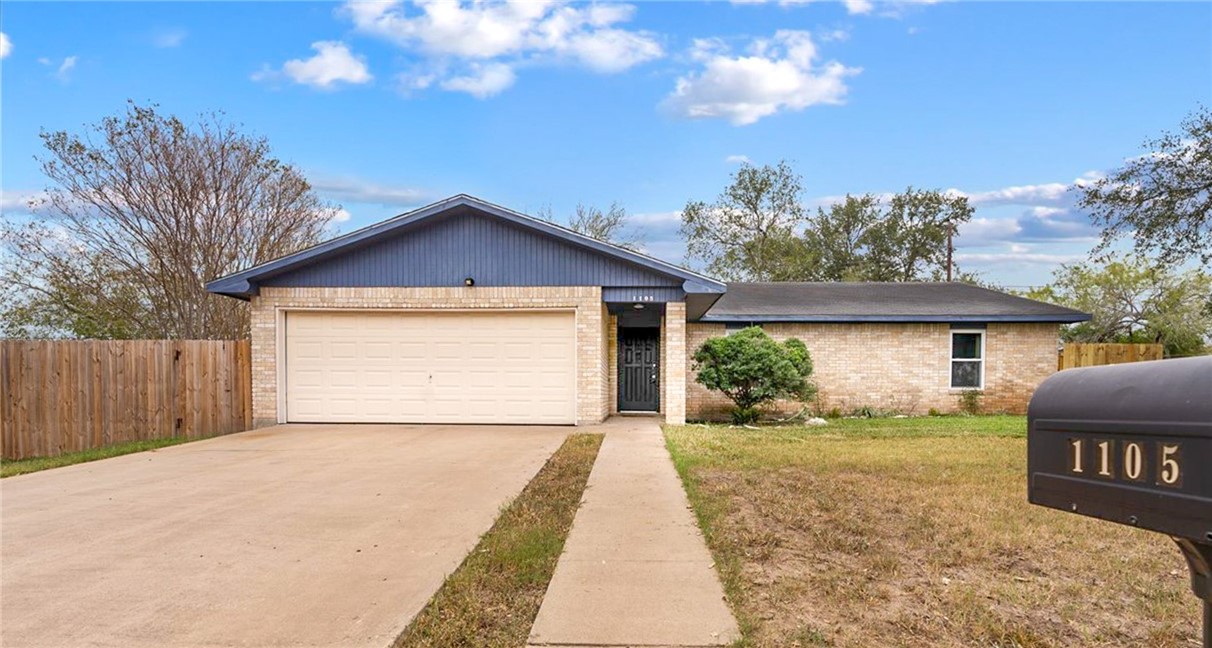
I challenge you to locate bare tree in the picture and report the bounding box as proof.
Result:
[568,202,642,250]
[1,102,337,340]
[537,201,643,250]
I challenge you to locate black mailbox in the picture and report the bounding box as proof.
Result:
[1028,356,1212,538]
[1028,356,1212,644]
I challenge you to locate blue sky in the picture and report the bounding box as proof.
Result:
[2,1,1209,287]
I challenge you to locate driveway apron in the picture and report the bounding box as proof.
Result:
[1,424,566,648]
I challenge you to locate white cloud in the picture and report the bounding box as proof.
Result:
[258,41,373,89]
[819,28,851,42]
[629,210,682,225]
[663,30,858,126]
[955,249,1085,266]
[952,182,1071,207]
[842,0,874,14]
[733,0,941,16]
[341,0,662,97]
[565,28,663,73]
[311,176,427,208]
[330,207,352,223]
[0,190,48,215]
[152,29,187,48]
[49,56,78,82]
[439,61,516,98]
[0,32,11,59]
[725,154,752,164]
[957,217,1022,245]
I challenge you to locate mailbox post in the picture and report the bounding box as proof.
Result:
[1027,356,1212,645]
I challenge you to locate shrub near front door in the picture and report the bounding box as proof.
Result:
[692,326,816,424]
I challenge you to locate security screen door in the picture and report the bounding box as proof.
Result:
[618,328,660,412]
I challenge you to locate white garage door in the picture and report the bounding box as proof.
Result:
[284,310,576,424]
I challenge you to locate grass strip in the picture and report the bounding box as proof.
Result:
[1,436,206,478]
[394,432,604,648]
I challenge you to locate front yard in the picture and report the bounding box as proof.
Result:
[665,416,1198,647]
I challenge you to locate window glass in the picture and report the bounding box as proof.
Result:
[952,333,981,359]
[951,361,981,388]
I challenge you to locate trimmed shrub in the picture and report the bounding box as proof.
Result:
[692,326,816,424]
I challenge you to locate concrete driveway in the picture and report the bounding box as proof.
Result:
[1,424,568,648]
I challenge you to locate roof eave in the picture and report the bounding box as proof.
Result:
[698,313,1093,324]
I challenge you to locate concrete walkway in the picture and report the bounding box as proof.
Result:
[528,417,740,647]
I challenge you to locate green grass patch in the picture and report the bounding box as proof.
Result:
[394,433,604,648]
[1,436,205,478]
[669,415,1025,474]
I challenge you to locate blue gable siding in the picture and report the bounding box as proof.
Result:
[260,208,683,289]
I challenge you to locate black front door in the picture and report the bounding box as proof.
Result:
[618,328,660,412]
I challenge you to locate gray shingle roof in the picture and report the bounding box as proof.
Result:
[701,282,1090,323]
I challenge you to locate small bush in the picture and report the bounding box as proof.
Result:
[731,407,761,425]
[927,407,942,417]
[958,390,983,415]
[827,407,843,419]
[693,326,816,424]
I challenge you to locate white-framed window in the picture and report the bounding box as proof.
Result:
[950,329,985,389]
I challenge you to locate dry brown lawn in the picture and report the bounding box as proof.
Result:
[665,417,1199,648]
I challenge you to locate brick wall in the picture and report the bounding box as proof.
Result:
[685,322,1059,421]
[664,302,687,424]
[599,304,611,421]
[249,286,607,427]
[607,314,618,415]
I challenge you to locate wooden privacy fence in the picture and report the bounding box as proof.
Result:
[1,340,251,460]
[1058,342,1165,370]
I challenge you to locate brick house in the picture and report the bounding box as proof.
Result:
[207,195,1089,426]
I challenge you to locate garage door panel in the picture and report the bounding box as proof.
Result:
[285,310,575,424]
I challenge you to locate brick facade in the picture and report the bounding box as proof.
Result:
[685,322,1059,421]
[249,286,1058,427]
[249,286,608,427]
[663,302,688,424]
[607,315,619,415]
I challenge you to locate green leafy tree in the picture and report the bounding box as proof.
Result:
[692,326,817,424]
[860,188,974,281]
[1079,106,1212,267]
[681,161,814,281]
[0,252,143,339]
[803,194,882,281]
[804,190,973,281]
[1022,256,1212,356]
[682,161,974,282]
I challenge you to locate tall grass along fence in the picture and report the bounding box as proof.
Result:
[1058,342,1165,371]
[1,340,251,461]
